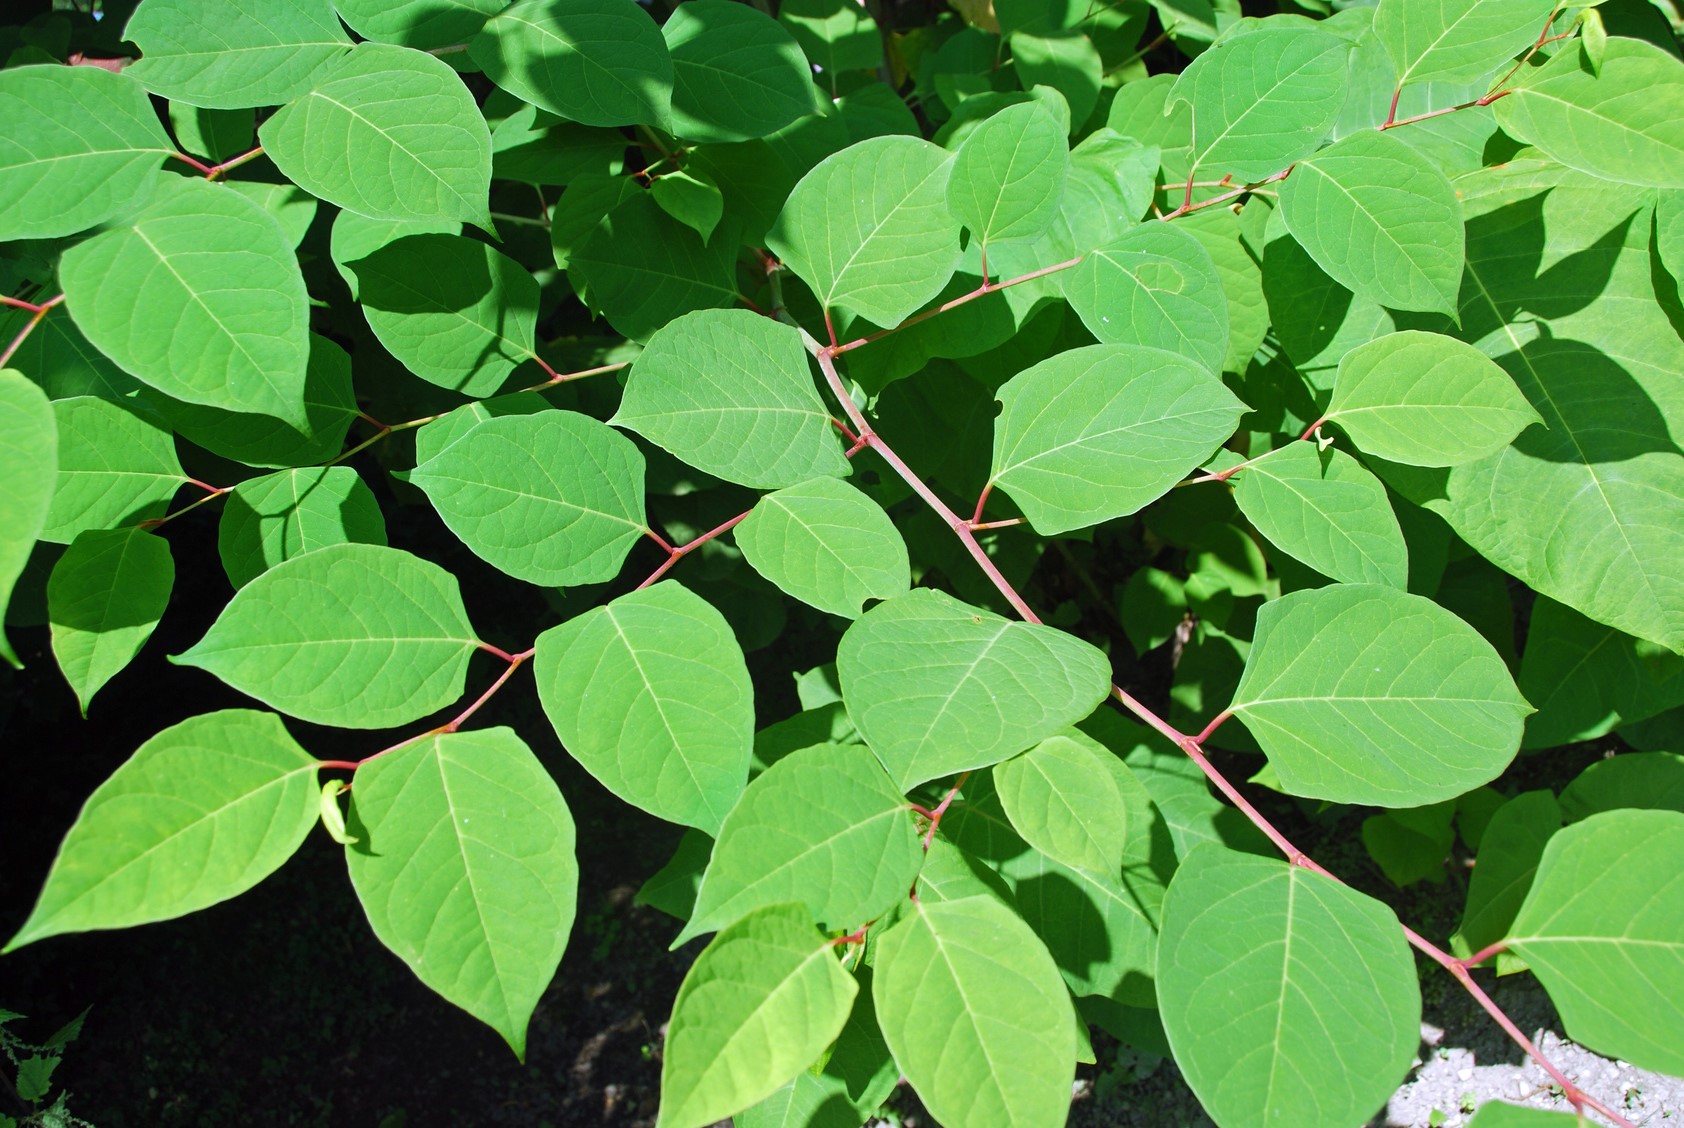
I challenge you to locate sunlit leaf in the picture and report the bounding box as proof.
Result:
[1232,441,1409,588]
[0,371,55,667]
[217,466,387,590]
[48,529,174,716]
[733,477,909,618]
[126,0,351,109]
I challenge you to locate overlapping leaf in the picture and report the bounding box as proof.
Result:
[0,372,55,667]
[48,529,174,716]
[1372,0,1552,87]
[335,0,505,50]
[663,0,816,143]
[1064,224,1229,372]
[217,466,387,590]
[1559,752,1684,822]
[1450,790,1559,970]
[41,397,184,545]
[733,477,909,617]
[1232,442,1409,587]
[570,193,738,341]
[1519,597,1684,748]
[946,101,1069,253]
[126,0,351,108]
[992,733,1129,875]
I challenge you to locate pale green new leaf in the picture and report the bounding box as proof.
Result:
[1062,224,1230,373]
[48,529,174,716]
[659,904,858,1128]
[1232,442,1409,587]
[4,710,318,950]
[409,411,647,587]
[173,544,481,729]
[346,728,577,1060]
[1507,810,1684,1075]
[649,168,723,243]
[1158,844,1420,1128]
[41,398,184,545]
[217,466,387,590]
[992,733,1129,875]
[0,371,55,667]
[990,344,1247,535]
[946,102,1068,251]
[59,177,312,429]
[1372,0,1552,87]
[1231,584,1531,806]
[0,66,172,241]
[837,589,1113,790]
[664,0,817,144]
[733,477,910,618]
[259,43,493,228]
[735,968,897,1128]
[125,0,351,109]
[677,743,922,944]
[535,582,753,834]
[873,895,1075,1128]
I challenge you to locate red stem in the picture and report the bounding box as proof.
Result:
[828,256,1084,355]
[1458,940,1510,969]
[0,293,65,368]
[636,512,751,591]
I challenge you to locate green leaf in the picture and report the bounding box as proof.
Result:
[1170,24,1352,181]
[59,177,312,429]
[0,372,55,667]
[217,466,388,590]
[411,394,553,464]
[350,233,540,397]
[535,582,753,834]
[1466,1105,1586,1128]
[767,135,961,327]
[1277,129,1464,317]
[1062,223,1230,374]
[469,0,673,129]
[1009,31,1102,130]
[778,0,883,75]
[0,66,171,241]
[570,193,739,341]
[224,180,318,250]
[1560,751,1684,822]
[168,102,254,163]
[4,709,318,951]
[125,0,351,109]
[492,105,628,187]
[650,168,724,244]
[1327,330,1543,465]
[48,529,174,716]
[659,904,858,1128]
[1372,0,1552,87]
[946,102,1069,252]
[330,211,461,299]
[1158,844,1420,1128]
[615,310,848,488]
[989,344,1247,535]
[1519,597,1684,748]
[637,828,713,922]
[173,544,481,728]
[1361,800,1454,886]
[992,733,1129,875]
[548,172,637,271]
[1496,38,1684,188]
[41,398,185,545]
[664,0,817,144]
[873,895,1075,1128]
[409,410,647,587]
[1657,187,1684,287]
[1506,810,1684,1074]
[259,43,493,229]
[1176,205,1269,374]
[837,588,1113,790]
[677,743,922,944]
[733,477,908,618]
[1450,790,1560,969]
[345,728,576,1060]
[334,0,505,50]
[1230,583,1531,806]
[1232,442,1409,588]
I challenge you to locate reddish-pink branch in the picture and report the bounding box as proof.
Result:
[827,256,1085,356]
[524,357,628,390]
[637,512,751,590]
[167,145,266,181]
[921,770,972,850]
[0,292,66,368]
[353,647,538,767]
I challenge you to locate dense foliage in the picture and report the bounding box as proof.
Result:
[3,0,1683,1125]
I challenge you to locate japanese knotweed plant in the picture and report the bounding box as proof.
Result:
[2,0,1683,1125]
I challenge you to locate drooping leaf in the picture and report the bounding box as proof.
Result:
[41,397,184,545]
[837,589,1113,790]
[409,410,646,588]
[48,529,174,716]
[1372,0,1553,87]
[345,727,577,1060]
[649,168,723,243]
[733,477,910,618]
[1232,441,1409,588]
[1559,751,1684,822]
[1158,844,1421,1128]
[1449,790,1560,970]
[613,310,848,489]
[1063,223,1229,374]
[570,192,738,341]
[990,344,1247,535]
[1230,583,1531,806]
[1009,30,1102,127]
[217,466,388,590]
[945,101,1069,254]
[992,733,1129,876]
[4,710,318,950]
[0,371,56,667]
[173,544,481,729]
[334,0,505,50]
[535,582,753,834]
[663,0,817,144]
[125,0,351,109]
[1519,597,1684,748]
[59,177,312,428]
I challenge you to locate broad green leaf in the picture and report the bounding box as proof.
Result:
[259,43,493,229]
[664,0,817,144]
[1158,844,1420,1128]
[637,828,713,922]
[1466,1106,1585,1128]
[677,743,922,944]
[1327,330,1542,465]
[217,466,387,590]
[778,0,883,75]
[169,102,254,162]
[1062,224,1230,374]
[837,588,1112,790]
[125,0,351,109]
[224,180,317,250]
[0,305,139,403]
[1009,30,1102,129]
[173,544,480,729]
[48,529,174,716]
[1372,0,1552,86]
[733,477,909,618]
[649,168,723,243]
[1496,38,1684,188]
[1107,73,1192,185]
[469,0,673,129]
[41,397,185,545]
[60,177,312,429]
[1116,731,1275,861]
[1278,129,1464,317]
[409,411,646,587]
[1560,751,1684,822]
[946,102,1068,253]
[350,233,539,396]
[4,710,318,951]
[1363,799,1454,885]
[992,733,1128,875]
[0,66,171,241]
[1232,442,1409,587]
[767,135,961,327]
[1657,187,1684,286]
[1177,205,1269,374]
[334,0,505,50]
[989,344,1247,535]
[0,372,55,667]
[535,582,753,834]
[411,394,553,464]
[1519,598,1684,748]
[660,904,858,1128]
[491,104,628,187]
[1449,790,1560,970]
[873,895,1075,1128]
[1230,583,1531,806]
[549,172,640,272]
[570,193,738,341]
[330,211,461,298]
[1170,24,1352,181]
[1506,810,1684,1074]
[345,728,576,1060]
